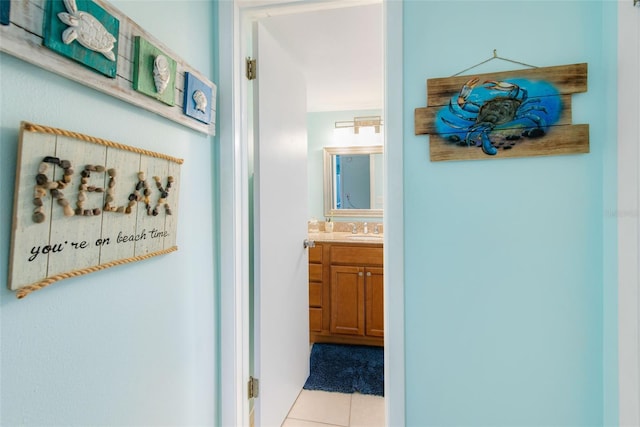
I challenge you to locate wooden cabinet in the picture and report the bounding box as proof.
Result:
[308,241,383,346]
[308,245,323,332]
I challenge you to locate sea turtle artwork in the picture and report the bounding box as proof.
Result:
[435,78,562,155]
[57,0,116,61]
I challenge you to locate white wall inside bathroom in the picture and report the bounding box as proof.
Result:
[252,3,383,221]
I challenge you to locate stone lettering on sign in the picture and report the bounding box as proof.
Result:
[8,122,182,297]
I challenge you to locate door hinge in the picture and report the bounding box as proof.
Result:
[246,58,257,80]
[248,376,259,399]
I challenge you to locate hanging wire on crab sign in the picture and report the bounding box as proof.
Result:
[435,78,562,156]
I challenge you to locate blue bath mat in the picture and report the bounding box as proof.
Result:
[303,343,384,396]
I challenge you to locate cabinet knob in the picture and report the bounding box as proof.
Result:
[366,272,371,277]
[358,272,363,277]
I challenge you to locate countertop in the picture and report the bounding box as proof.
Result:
[308,231,384,245]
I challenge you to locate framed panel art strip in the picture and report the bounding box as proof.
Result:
[8,122,182,299]
[415,63,589,162]
[0,0,216,135]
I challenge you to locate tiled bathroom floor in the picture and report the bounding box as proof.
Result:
[281,389,385,427]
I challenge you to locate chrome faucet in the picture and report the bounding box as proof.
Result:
[348,223,357,234]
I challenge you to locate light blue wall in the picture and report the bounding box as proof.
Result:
[0,1,217,425]
[307,109,382,221]
[600,4,619,426]
[403,1,617,425]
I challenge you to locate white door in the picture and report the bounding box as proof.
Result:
[253,21,310,427]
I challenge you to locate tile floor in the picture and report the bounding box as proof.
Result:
[281,389,385,427]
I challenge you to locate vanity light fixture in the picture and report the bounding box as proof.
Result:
[335,116,383,134]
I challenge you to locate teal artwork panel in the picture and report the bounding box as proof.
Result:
[132,36,176,106]
[1,0,10,25]
[43,0,119,78]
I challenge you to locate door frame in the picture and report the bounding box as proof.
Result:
[617,0,640,425]
[217,1,405,426]
[218,1,250,425]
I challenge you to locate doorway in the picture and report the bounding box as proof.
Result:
[252,3,383,425]
[217,1,405,426]
[244,1,385,426]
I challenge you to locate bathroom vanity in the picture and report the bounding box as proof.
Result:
[308,233,383,347]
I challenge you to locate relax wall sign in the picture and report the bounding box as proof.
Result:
[8,122,182,298]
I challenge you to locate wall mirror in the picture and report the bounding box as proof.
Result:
[323,145,383,218]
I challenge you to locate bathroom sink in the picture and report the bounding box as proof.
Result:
[346,235,384,241]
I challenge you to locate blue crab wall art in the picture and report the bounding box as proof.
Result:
[414,63,590,162]
[435,78,562,156]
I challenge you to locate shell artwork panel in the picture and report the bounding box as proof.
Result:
[132,36,176,106]
[193,90,207,112]
[183,72,213,124]
[153,55,171,94]
[43,0,119,78]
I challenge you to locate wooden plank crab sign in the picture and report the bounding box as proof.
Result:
[8,122,182,298]
[415,63,589,162]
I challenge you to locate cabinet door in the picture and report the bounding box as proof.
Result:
[330,265,365,336]
[309,308,323,332]
[365,267,384,337]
